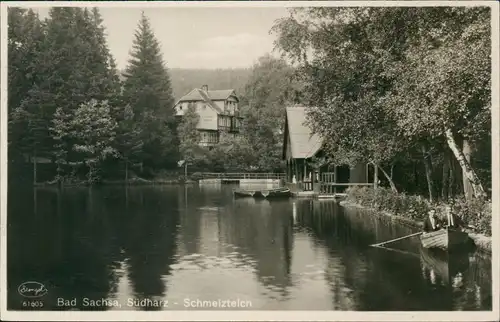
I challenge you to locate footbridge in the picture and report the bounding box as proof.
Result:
[198,172,286,184]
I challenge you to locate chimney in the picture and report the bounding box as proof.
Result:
[201,85,208,92]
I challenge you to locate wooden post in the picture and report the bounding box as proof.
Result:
[303,159,307,182]
[32,151,37,185]
[294,159,299,183]
[334,165,338,195]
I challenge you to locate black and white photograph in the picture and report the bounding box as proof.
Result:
[0,1,498,321]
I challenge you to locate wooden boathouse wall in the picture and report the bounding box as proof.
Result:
[282,106,372,194]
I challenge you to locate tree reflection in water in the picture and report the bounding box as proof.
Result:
[7,184,492,311]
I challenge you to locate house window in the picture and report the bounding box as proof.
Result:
[200,131,219,144]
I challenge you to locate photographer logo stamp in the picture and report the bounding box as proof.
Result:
[18,281,48,298]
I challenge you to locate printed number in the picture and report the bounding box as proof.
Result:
[23,300,44,308]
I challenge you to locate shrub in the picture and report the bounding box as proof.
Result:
[190,172,203,181]
[345,186,491,236]
[447,196,492,236]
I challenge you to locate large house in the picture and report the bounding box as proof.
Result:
[174,85,242,148]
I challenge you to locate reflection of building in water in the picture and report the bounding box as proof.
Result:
[176,185,233,258]
[218,199,294,297]
[198,183,222,192]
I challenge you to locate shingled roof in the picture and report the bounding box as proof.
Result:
[283,106,323,159]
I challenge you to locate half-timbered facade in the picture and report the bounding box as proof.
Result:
[174,85,242,148]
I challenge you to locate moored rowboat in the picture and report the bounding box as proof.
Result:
[260,187,291,199]
[233,187,291,199]
[420,227,470,251]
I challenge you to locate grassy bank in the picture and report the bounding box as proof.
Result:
[343,186,492,252]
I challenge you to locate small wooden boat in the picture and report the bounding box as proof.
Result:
[260,187,291,199]
[233,187,291,199]
[420,227,470,252]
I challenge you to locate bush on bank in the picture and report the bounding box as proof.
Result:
[345,186,492,236]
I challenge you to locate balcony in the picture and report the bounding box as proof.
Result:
[218,115,242,133]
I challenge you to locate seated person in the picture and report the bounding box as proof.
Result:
[423,209,441,232]
[444,205,465,229]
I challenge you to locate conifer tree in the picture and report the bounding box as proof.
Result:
[122,12,177,172]
[115,104,144,182]
[8,8,47,164]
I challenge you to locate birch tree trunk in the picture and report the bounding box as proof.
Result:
[442,149,450,200]
[371,162,398,193]
[449,156,456,196]
[462,139,474,200]
[421,144,436,203]
[374,163,379,189]
[445,128,486,199]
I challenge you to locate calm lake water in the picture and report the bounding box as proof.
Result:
[8,184,492,311]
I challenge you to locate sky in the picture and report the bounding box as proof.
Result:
[36,6,291,70]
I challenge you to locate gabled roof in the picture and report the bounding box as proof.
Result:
[175,88,238,114]
[175,88,223,113]
[207,90,237,101]
[283,106,323,160]
[178,88,205,102]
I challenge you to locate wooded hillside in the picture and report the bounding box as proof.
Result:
[120,68,252,100]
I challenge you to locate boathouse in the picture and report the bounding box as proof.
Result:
[282,106,370,192]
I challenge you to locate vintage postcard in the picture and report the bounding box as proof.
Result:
[0,1,498,321]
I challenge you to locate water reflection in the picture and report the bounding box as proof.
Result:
[7,184,492,311]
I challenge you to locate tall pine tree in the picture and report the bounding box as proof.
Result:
[8,8,47,167]
[122,12,177,173]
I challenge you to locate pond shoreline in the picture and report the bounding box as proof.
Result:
[33,178,198,187]
[339,200,492,254]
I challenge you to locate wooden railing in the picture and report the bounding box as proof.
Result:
[199,172,286,180]
[320,182,374,194]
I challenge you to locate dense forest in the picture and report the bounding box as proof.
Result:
[169,68,252,101]
[8,8,178,184]
[7,7,296,185]
[119,68,252,101]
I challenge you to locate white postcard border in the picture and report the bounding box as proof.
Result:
[0,1,498,321]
